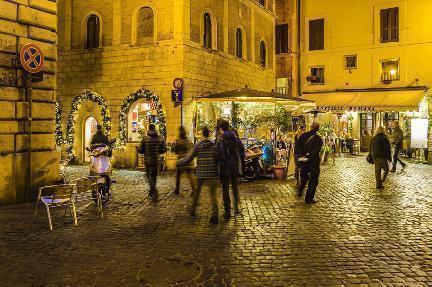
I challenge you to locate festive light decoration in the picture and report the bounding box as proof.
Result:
[55,102,64,146]
[118,89,167,146]
[66,91,111,160]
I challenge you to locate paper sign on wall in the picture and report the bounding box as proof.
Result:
[411,118,428,149]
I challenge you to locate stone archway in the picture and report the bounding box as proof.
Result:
[118,88,167,146]
[66,91,111,161]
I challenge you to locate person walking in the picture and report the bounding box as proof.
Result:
[139,124,166,202]
[178,127,219,224]
[370,126,392,189]
[217,120,245,218]
[296,122,323,204]
[390,121,407,172]
[293,125,306,183]
[173,126,196,196]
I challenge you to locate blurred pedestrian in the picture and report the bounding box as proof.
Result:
[139,124,166,202]
[173,126,196,196]
[390,121,407,172]
[296,122,323,204]
[293,125,306,182]
[178,127,219,224]
[371,126,392,189]
[217,120,245,218]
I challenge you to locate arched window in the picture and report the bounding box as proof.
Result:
[259,41,266,67]
[203,12,212,48]
[86,14,100,49]
[236,28,243,59]
[137,7,154,44]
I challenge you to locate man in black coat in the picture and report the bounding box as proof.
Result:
[296,122,323,204]
[371,126,392,189]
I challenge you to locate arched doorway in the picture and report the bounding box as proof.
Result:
[118,89,166,146]
[66,91,111,161]
[83,116,98,162]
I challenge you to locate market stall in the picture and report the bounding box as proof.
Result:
[193,88,315,179]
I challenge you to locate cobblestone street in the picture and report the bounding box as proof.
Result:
[0,156,431,286]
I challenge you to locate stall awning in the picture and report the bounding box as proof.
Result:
[302,88,428,112]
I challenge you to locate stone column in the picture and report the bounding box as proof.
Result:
[250,7,256,63]
[174,0,190,40]
[223,0,228,53]
[64,0,72,50]
[112,0,121,45]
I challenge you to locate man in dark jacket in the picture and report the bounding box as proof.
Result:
[296,122,323,204]
[91,125,110,147]
[217,120,245,218]
[139,124,166,201]
[371,126,392,189]
[178,127,219,224]
[390,121,407,172]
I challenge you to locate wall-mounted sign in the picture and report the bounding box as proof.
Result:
[411,118,428,149]
[173,78,184,90]
[171,89,183,103]
[20,43,44,74]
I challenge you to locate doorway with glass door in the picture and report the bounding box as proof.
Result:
[360,113,375,152]
[83,116,98,163]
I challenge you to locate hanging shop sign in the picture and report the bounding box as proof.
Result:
[19,43,44,74]
[171,89,183,103]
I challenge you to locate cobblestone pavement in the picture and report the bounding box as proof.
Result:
[0,156,431,286]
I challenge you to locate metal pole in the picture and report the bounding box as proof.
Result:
[180,102,183,126]
[25,72,32,202]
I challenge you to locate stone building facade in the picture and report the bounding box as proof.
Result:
[0,0,60,204]
[57,0,277,167]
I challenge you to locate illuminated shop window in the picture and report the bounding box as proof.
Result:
[128,100,160,142]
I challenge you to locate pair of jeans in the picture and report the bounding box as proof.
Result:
[145,164,159,197]
[298,162,320,203]
[191,178,218,217]
[374,158,389,188]
[392,147,406,170]
[175,169,196,194]
[221,176,239,213]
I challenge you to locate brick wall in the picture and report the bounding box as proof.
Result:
[0,0,60,204]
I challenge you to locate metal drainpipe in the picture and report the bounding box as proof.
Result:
[297,0,301,98]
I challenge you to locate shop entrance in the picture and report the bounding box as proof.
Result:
[83,116,98,163]
[360,113,375,152]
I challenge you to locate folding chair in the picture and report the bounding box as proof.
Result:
[33,184,77,230]
[74,177,103,218]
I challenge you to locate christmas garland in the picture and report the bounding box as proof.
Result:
[118,88,166,146]
[66,91,111,160]
[55,102,64,146]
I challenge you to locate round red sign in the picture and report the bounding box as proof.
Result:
[19,43,44,73]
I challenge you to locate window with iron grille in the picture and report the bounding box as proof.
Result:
[309,19,324,51]
[308,67,325,85]
[380,7,399,43]
[345,55,357,69]
[276,24,289,54]
[380,58,400,82]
